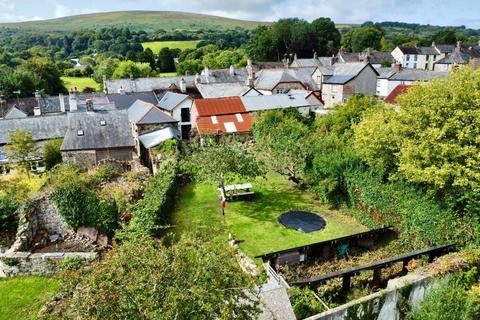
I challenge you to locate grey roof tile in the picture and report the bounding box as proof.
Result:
[156,91,189,111]
[61,111,134,151]
[0,114,68,145]
[128,100,177,124]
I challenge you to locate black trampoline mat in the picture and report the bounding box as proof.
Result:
[278,211,326,233]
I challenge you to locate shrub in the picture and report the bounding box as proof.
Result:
[43,139,63,170]
[344,168,479,249]
[52,185,118,237]
[126,156,178,237]
[0,196,19,232]
[407,268,480,320]
[43,235,260,320]
[289,287,325,319]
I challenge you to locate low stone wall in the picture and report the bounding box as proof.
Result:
[0,251,97,277]
[305,274,435,320]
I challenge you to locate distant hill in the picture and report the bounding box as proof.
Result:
[0,11,270,32]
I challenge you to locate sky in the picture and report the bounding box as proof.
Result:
[0,0,479,28]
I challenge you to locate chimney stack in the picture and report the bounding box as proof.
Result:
[195,74,201,84]
[457,41,462,49]
[86,98,93,112]
[432,41,436,47]
[33,90,41,116]
[313,51,318,60]
[229,65,235,76]
[69,87,78,112]
[393,62,402,73]
[179,78,187,93]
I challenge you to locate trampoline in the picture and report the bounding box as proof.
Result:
[278,211,326,233]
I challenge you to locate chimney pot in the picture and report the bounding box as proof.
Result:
[393,62,402,73]
[180,78,187,93]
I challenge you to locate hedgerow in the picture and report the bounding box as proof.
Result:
[126,156,178,237]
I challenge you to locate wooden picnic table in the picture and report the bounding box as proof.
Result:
[220,183,255,201]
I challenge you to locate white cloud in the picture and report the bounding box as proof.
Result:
[55,4,70,18]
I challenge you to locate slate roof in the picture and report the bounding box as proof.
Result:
[4,105,28,119]
[397,46,421,55]
[0,114,68,145]
[367,51,396,64]
[323,63,376,84]
[194,97,247,116]
[139,127,180,149]
[107,92,158,109]
[196,82,251,99]
[128,100,177,125]
[375,67,397,79]
[156,91,189,111]
[200,68,248,84]
[254,68,316,90]
[241,93,318,112]
[61,111,134,151]
[435,50,470,64]
[338,52,361,63]
[196,113,252,136]
[384,84,413,104]
[435,44,456,53]
[388,69,447,81]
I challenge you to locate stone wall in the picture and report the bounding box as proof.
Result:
[305,274,435,320]
[0,251,97,277]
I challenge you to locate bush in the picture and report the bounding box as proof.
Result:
[43,235,260,319]
[289,287,325,319]
[43,139,63,170]
[0,196,19,232]
[126,157,178,236]
[344,168,479,249]
[407,268,480,320]
[52,185,118,237]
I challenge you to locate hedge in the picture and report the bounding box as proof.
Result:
[344,168,479,249]
[126,156,178,237]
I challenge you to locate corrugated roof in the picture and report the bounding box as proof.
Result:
[156,91,189,111]
[384,84,413,104]
[196,113,252,135]
[139,127,180,148]
[61,111,134,151]
[194,97,246,116]
[128,100,177,124]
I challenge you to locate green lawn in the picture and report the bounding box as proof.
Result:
[0,276,59,320]
[173,173,367,259]
[142,40,201,52]
[62,77,101,92]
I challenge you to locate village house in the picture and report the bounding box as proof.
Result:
[127,99,178,155]
[336,48,395,68]
[61,111,135,169]
[321,63,379,107]
[376,64,447,97]
[433,42,480,71]
[191,97,252,137]
[155,91,193,140]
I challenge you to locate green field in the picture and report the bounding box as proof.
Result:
[173,173,367,259]
[62,77,101,92]
[0,276,59,320]
[0,11,268,32]
[142,40,201,52]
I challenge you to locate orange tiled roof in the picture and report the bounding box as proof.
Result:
[196,113,252,136]
[384,84,413,104]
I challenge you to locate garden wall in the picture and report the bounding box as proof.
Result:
[0,251,97,277]
[305,273,435,320]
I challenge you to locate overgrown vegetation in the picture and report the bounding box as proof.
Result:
[0,195,18,232]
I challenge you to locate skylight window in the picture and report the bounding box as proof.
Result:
[211,116,218,124]
[77,130,84,136]
[100,120,107,126]
[224,122,237,133]
[235,114,244,122]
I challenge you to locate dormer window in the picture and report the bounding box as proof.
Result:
[77,130,84,136]
[100,120,107,126]
[236,114,244,122]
